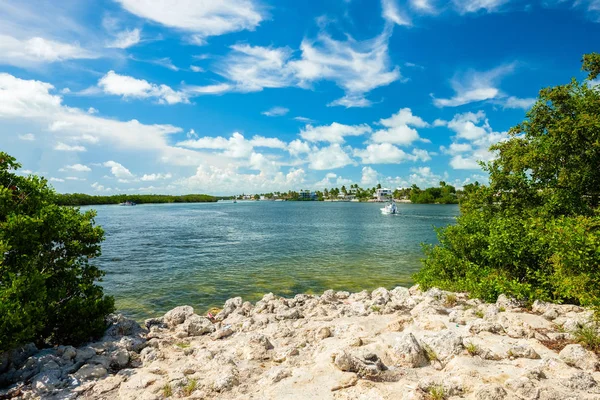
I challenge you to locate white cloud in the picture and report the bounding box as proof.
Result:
[288,139,311,157]
[54,142,86,152]
[370,108,429,145]
[382,0,412,26]
[218,44,296,91]
[106,28,141,49]
[261,106,289,117]
[355,143,431,164]
[293,116,315,123]
[452,0,510,14]
[116,0,265,43]
[442,111,509,170]
[61,164,91,172]
[219,27,401,107]
[97,71,189,105]
[307,144,355,170]
[176,132,254,158]
[18,133,35,141]
[410,0,438,13]
[140,173,172,181]
[503,96,536,109]
[432,63,515,107]
[49,177,64,182]
[361,166,379,185]
[250,136,287,149]
[190,65,204,73]
[91,182,112,192]
[0,34,96,67]
[104,161,134,179]
[300,122,371,143]
[184,83,232,95]
[65,176,86,181]
[409,166,444,186]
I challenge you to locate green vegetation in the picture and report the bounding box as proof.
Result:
[162,383,173,398]
[573,323,600,352]
[55,193,218,206]
[415,53,600,310]
[0,152,114,351]
[465,342,480,356]
[182,379,198,396]
[410,182,458,204]
[427,385,446,400]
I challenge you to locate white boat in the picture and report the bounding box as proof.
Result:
[380,200,398,215]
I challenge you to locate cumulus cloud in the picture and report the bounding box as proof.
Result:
[60,164,91,172]
[104,160,134,179]
[115,0,265,43]
[439,111,509,170]
[354,143,431,164]
[300,122,372,143]
[140,173,172,181]
[361,166,380,185]
[370,108,429,145]
[307,144,355,170]
[97,71,189,105]
[288,139,311,157]
[54,142,86,152]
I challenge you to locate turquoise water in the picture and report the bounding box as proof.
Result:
[84,201,459,320]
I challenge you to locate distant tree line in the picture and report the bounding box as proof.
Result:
[55,193,219,206]
[241,182,473,204]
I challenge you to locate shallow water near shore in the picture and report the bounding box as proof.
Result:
[84,201,459,320]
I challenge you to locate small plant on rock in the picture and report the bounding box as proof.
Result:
[475,310,485,319]
[428,385,446,400]
[444,293,457,307]
[371,305,381,313]
[162,383,173,398]
[175,342,190,349]
[574,323,600,352]
[465,342,479,356]
[182,379,198,396]
[424,346,439,362]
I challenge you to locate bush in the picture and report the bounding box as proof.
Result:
[0,153,114,351]
[415,54,600,309]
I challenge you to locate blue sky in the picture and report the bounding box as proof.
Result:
[1,0,599,195]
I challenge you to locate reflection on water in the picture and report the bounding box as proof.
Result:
[83,201,459,320]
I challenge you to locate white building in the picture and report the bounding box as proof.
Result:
[375,188,393,201]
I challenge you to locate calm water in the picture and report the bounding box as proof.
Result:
[84,201,459,320]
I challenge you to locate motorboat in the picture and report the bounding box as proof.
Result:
[380,200,398,215]
[119,200,136,206]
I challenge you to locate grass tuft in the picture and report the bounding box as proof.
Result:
[465,342,479,356]
[574,324,600,352]
[182,379,198,396]
[162,383,173,398]
[175,342,190,349]
[444,293,457,307]
[428,385,445,400]
[424,345,439,362]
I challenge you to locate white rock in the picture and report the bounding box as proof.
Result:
[559,344,600,371]
[163,306,194,327]
[473,384,508,400]
[74,363,107,381]
[74,347,96,364]
[182,314,215,336]
[387,332,428,368]
[420,330,464,362]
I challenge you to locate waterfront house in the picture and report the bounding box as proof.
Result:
[299,190,317,200]
[375,188,393,201]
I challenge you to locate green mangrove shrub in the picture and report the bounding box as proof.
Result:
[415,53,600,308]
[0,153,114,351]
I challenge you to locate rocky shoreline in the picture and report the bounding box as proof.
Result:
[2,286,600,399]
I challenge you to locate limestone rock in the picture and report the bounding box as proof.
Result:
[387,332,428,368]
[474,384,508,400]
[164,306,195,327]
[559,344,600,371]
[74,363,108,381]
[420,330,464,362]
[333,350,385,377]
